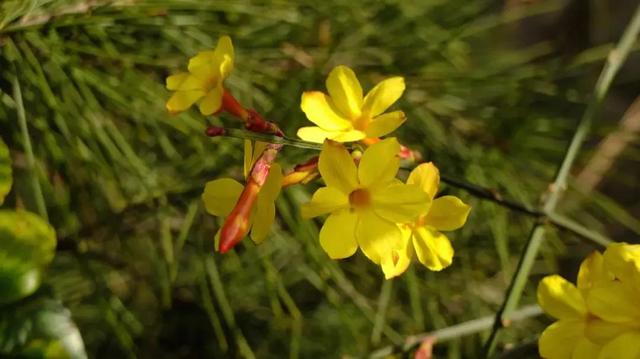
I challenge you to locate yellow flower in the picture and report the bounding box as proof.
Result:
[301,138,429,279]
[393,163,470,274]
[297,65,406,143]
[537,243,640,359]
[202,141,282,246]
[585,243,640,359]
[166,36,234,115]
[537,253,608,359]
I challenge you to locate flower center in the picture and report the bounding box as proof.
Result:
[352,115,370,131]
[349,188,371,208]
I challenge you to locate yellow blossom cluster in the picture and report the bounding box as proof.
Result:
[165,36,471,279]
[537,243,640,359]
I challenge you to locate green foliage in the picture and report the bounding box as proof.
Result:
[0,294,86,359]
[0,210,56,305]
[0,138,10,205]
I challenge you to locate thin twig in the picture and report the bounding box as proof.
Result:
[439,174,541,217]
[482,5,640,356]
[367,305,542,358]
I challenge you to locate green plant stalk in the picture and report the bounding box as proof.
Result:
[368,305,543,358]
[13,75,48,221]
[198,269,230,352]
[482,4,640,356]
[204,256,256,359]
[370,280,394,347]
[546,212,612,247]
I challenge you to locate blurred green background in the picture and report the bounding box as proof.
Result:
[1,0,639,358]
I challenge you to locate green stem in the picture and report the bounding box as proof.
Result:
[545,212,612,247]
[370,280,394,347]
[368,305,542,358]
[217,128,324,150]
[482,5,640,356]
[13,75,48,221]
[203,256,256,359]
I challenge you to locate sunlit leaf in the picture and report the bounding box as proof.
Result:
[0,295,87,359]
[0,210,56,305]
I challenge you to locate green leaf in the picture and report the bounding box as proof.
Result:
[0,210,56,305]
[0,137,11,205]
[0,295,87,359]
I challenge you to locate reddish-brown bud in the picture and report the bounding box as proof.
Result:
[282,156,319,187]
[246,110,284,136]
[218,180,260,253]
[221,90,249,120]
[205,126,226,137]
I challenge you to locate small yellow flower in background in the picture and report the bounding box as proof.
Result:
[297,65,406,143]
[537,243,640,359]
[395,163,471,274]
[301,137,429,279]
[202,141,282,246]
[166,35,234,115]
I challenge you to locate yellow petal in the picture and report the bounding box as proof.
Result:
[586,282,640,323]
[244,141,268,178]
[188,50,218,79]
[202,178,243,217]
[585,317,632,346]
[330,129,366,142]
[214,35,234,78]
[365,111,406,138]
[407,162,440,199]
[371,183,430,223]
[250,164,282,244]
[412,227,453,271]
[424,196,471,231]
[166,90,205,113]
[300,92,352,130]
[199,85,223,115]
[175,74,209,90]
[260,163,283,203]
[381,232,413,279]
[326,65,363,119]
[319,209,358,259]
[603,243,640,285]
[538,320,586,359]
[356,210,402,264]
[166,73,189,90]
[297,126,336,143]
[577,251,612,293]
[358,137,400,187]
[298,127,365,144]
[537,275,586,320]
[243,140,252,178]
[318,140,358,194]
[598,332,640,359]
[362,77,405,117]
[381,251,411,279]
[572,338,602,359]
[250,199,275,244]
[301,187,349,218]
